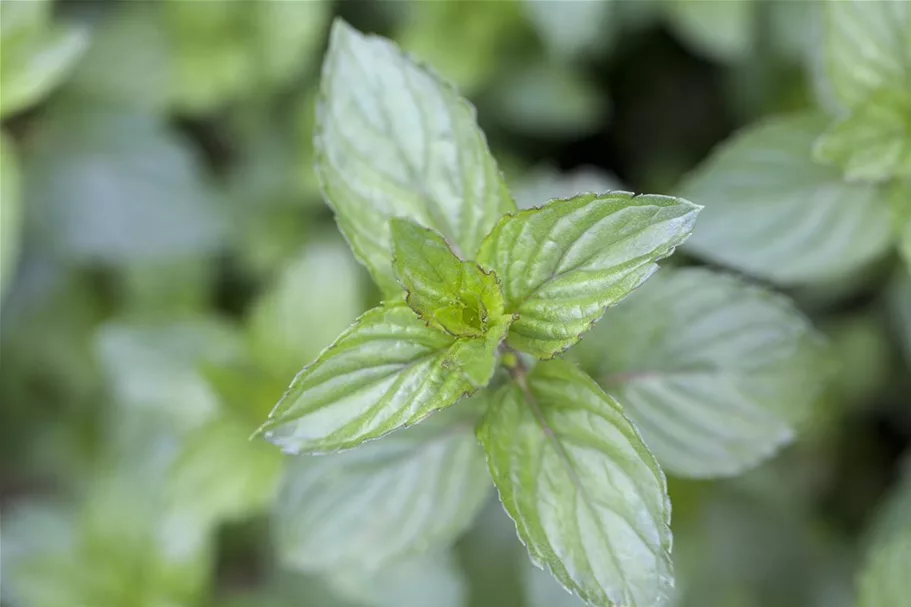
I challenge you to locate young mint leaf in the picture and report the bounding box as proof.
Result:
[316,19,515,296]
[682,112,894,285]
[259,302,509,454]
[477,191,699,359]
[820,0,910,110]
[814,87,911,182]
[0,0,88,118]
[478,359,673,607]
[274,404,491,572]
[391,218,505,337]
[575,267,827,478]
[0,132,21,304]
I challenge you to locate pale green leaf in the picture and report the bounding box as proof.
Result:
[524,0,615,58]
[274,404,491,572]
[325,551,468,607]
[0,131,21,304]
[513,165,623,211]
[814,87,911,182]
[248,237,365,380]
[259,302,508,454]
[316,19,515,296]
[478,359,673,607]
[167,418,283,527]
[682,112,894,285]
[392,219,506,337]
[95,319,243,431]
[821,0,911,110]
[664,0,757,62]
[576,267,827,478]
[0,0,88,118]
[26,100,228,264]
[477,191,699,358]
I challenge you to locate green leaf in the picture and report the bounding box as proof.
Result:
[0,0,88,118]
[820,0,911,110]
[682,112,894,285]
[478,359,673,607]
[664,0,757,62]
[167,417,284,527]
[325,551,468,607]
[248,236,365,380]
[26,100,228,264]
[524,0,615,59]
[514,165,623,212]
[0,131,21,304]
[392,219,506,337]
[477,191,699,358]
[814,87,911,182]
[274,404,491,571]
[316,19,515,296]
[889,271,911,367]
[889,181,911,272]
[575,267,827,478]
[259,302,509,454]
[858,465,911,607]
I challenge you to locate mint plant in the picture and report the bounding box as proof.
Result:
[256,19,826,607]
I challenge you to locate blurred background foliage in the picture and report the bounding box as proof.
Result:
[0,1,909,607]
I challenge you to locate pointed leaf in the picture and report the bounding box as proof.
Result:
[477,192,699,358]
[274,405,491,572]
[682,112,894,285]
[814,87,911,182]
[478,360,673,607]
[259,302,509,454]
[821,0,911,110]
[576,267,827,478]
[392,218,505,336]
[316,20,515,295]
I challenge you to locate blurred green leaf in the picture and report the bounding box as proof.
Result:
[273,404,491,572]
[890,180,911,272]
[259,302,507,454]
[814,87,911,182]
[248,236,365,381]
[664,0,756,62]
[477,191,699,358]
[458,499,526,607]
[0,0,88,118]
[484,61,606,138]
[523,0,615,59]
[682,112,894,285]
[889,271,911,367]
[0,131,21,304]
[325,550,468,607]
[316,19,515,296]
[512,165,623,211]
[168,417,283,528]
[575,267,827,478]
[26,100,228,264]
[478,360,673,607]
[397,0,520,94]
[95,318,243,431]
[391,219,506,337]
[820,0,910,110]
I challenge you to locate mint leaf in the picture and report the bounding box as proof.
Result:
[858,464,911,607]
[664,0,756,62]
[682,112,894,285]
[814,87,911,182]
[477,191,699,359]
[514,165,622,211]
[259,302,508,454]
[0,132,21,304]
[478,360,673,607]
[392,218,506,337]
[524,0,615,59]
[0,0,88,118]
[274,404,491,572]
[325,551,467,607]
[316,19,515,296]
[821,0,911,110]
[576,267,827,478]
